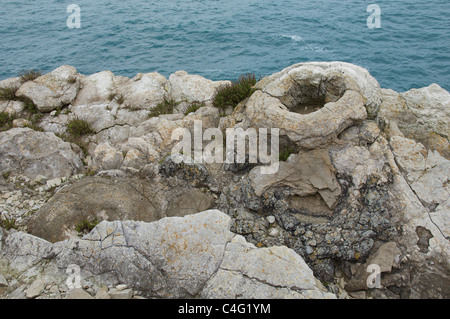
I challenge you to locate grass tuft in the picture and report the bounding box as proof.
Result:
[0,86,19,101]
[66,117,95,136]
[212,73,257,111]
[149,98,178,118]
[0,112,15,132]
[183,101,205,115]
[0,216,18,230]
[75,218,98,235]
[19,69,42,84]
[279,146,296,162]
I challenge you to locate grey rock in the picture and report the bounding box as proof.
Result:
[249,148,341,209]
[108,288,133,299]
[16,65,81,112]
[0,274,8,288]
[65,288,94,299]
[26,279,46,299]
[2,210,333,299]
[0,128,84,180]
[28,176,166,243]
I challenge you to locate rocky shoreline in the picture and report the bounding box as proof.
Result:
[0,62,449,299]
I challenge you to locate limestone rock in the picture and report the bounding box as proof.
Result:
[72,71,116,106]
[243,89,367,149]
[248,149,341,209]
[330,144,384,188]
[254,61,380,117]
[65,288,94,299]
[201,234,335,299]
[116,72,168,110]
[0,128,84,180]
[16,65,81,112]
[108,288,133,299]
[0,274,8,288]
[390,136,449,208]
[378,86,450,158]
[26,279,46,299]
[27,176,165,243]
[168,70,230,111]
[2,210,333,299]
[92,143,124,171]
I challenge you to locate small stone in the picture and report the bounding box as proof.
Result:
[2,192,12,199]
[12,118,31,128]
[26,279,46,299]
[108,288,133,299]
[116,284,127,291]
[0,274,8,288]
[65,288,94,299]
[34,175,48,185]
[268,228,279,237]
[46,178,62,188]
[10,285,27,299]
[95,289,111,299]
[266,216,276,224]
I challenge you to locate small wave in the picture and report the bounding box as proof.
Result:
[280,34,304,42]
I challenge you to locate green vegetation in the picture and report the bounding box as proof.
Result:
[0,84,39,114]
[279,146,296,162]
[0,85,19,101]
[149,98,179,118]
[0,216,18,230]
[19,69,42,84]
[66,117,95,136]
[0,112,14,131]
[183,101,205,115]
[18,96,39,113]
[75,218,99,235]
[1,171,11,180]
[212,73,257,111]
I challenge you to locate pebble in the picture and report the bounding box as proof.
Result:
[26,279,46,299]
[0,274,8,288]
[108,288,133,299]
[266,215,276,224]
[116,284,128,291]
[268,228,279,237]
[65,288,94,299]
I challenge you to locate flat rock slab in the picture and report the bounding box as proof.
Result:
[2,210,335,299]
[28,176,216,243]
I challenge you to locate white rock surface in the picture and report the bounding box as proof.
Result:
[16,65,81,112]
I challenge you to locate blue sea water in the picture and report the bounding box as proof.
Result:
[0,0,449,92]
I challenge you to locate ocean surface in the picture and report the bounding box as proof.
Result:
[0,0,449,92]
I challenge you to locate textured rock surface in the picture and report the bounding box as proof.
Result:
[1,210,334,299]
[378,85,450,159]
[27,176,216,243]
[168,70,230,112]
[0,128,84,180]
[248,149,341,209]
[0,62,449,299]
[16,65,81,112]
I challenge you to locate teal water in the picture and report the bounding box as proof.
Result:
[0,0,449,92]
